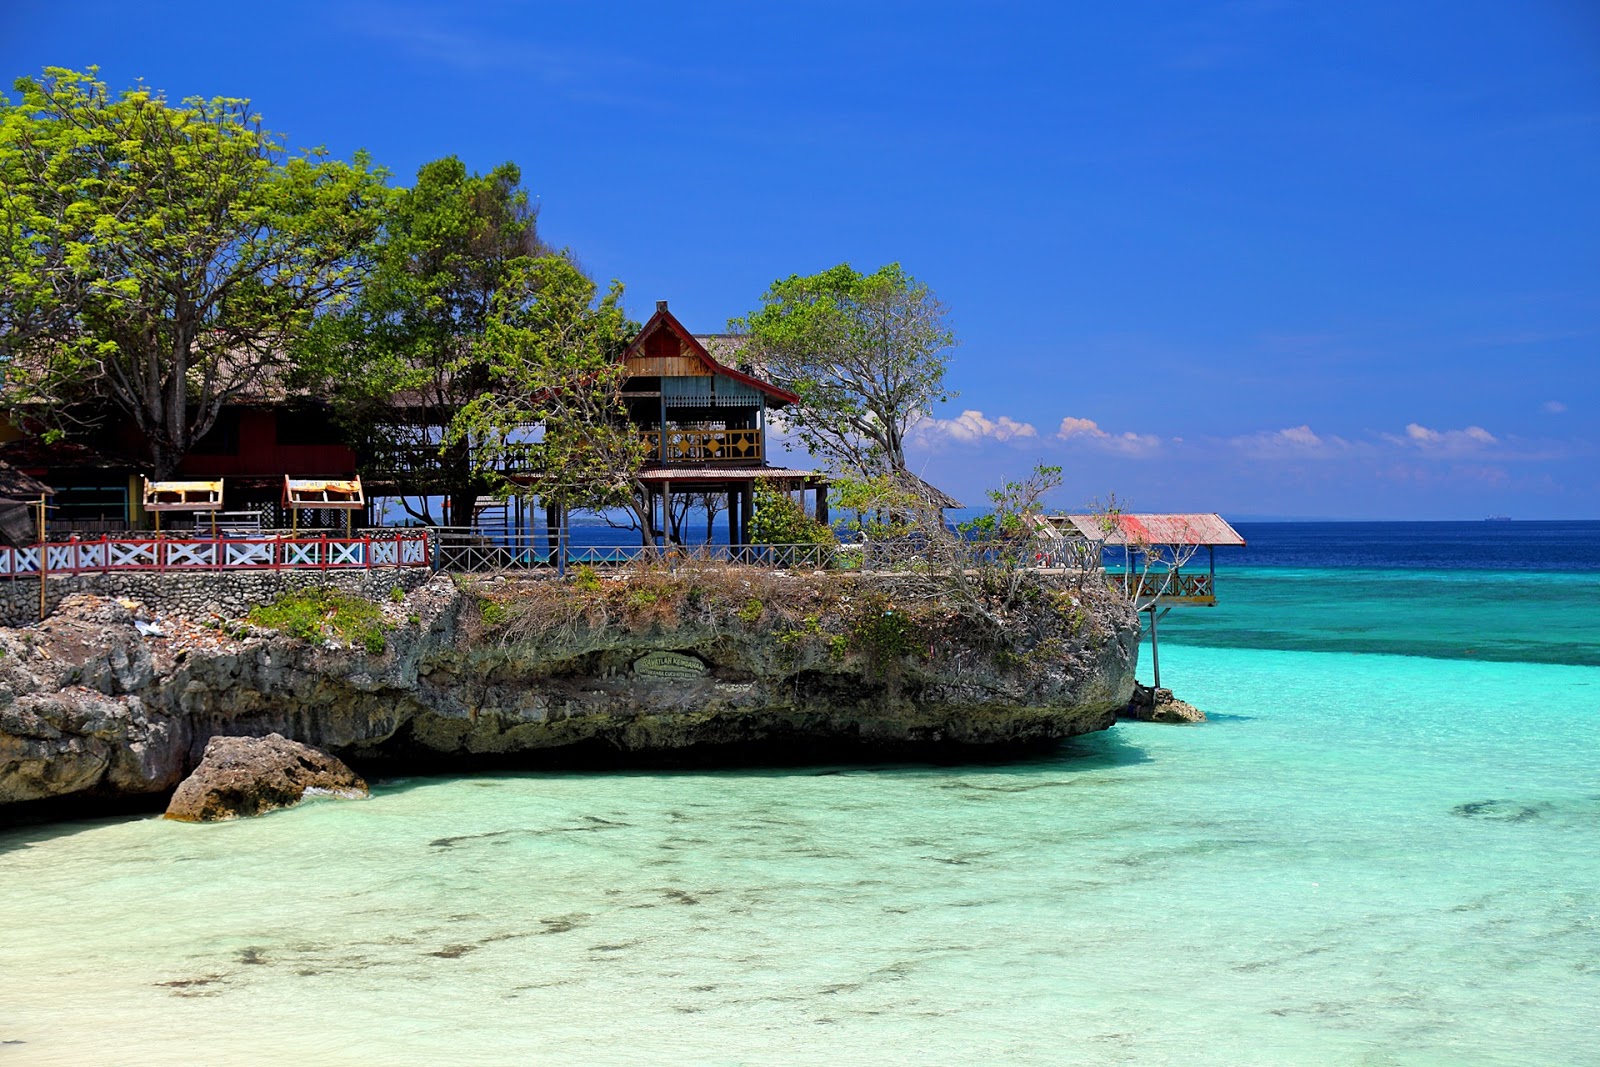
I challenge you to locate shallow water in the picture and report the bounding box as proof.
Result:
[2,635,1596,1066]
[6,521,1600,1066]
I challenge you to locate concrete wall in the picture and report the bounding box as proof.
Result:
[0,567,434,627]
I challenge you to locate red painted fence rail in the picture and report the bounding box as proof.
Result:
[0,533,431,579]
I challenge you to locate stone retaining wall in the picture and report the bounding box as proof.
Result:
[0,567,434,627]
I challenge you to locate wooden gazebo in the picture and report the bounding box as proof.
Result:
[1043,512,1246,688]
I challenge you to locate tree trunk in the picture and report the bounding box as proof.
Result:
[447,489,477,531]
[149,442,178,483]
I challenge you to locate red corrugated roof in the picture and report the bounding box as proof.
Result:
[1054,513,1245,546]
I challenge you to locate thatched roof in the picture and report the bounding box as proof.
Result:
[0,460,52,499]
[0,499,38,549]
[694,334,748,366]
[896,471,962,510]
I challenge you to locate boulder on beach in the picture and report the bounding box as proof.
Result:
[1127,684,1206,724]
[165,733,367,822]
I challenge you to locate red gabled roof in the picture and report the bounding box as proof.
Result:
[626,303,800,406]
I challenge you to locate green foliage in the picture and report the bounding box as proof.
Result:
[626,584,665,609]
[731,262,956,477]
[0,67,389,477]
[388,585,406,603]
[478,597,510,629]
[775,613,828,648]
[447,255,643,526]
[828,473,925,541]
[736,598,764,624]
[572,564,602,593]
[298,155,544,521]
[248,588,390,654]
[848,592,925,666]
[748,479,836,546]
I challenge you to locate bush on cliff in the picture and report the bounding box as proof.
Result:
[248,588,392,653]
[464,561,1115,688]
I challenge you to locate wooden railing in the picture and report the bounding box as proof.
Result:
[642,428,763,464]
[363,443,539,478]
[430,529,835,572]
[0,532,431,577]
[1118,571,1215,604]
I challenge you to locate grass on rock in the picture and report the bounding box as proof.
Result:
[248,588,392,654]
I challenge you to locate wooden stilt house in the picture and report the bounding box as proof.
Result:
[618,301,828,546]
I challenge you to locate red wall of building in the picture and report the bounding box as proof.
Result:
[175,409,356,479]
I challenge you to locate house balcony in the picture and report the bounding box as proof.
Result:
[362,443,539,483]
[643,428,763,465]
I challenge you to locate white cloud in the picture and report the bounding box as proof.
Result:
[1544,400,1567,414]
[910,409,1038,447]
[1054,416,1162,456]
[1230,424,1354,459]
[1386,423,1498,456]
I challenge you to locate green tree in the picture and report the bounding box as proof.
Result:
[731,262,956,478]
[0,66,388,477]
[748,478,835,546]
[446,255,647,539]
[836,463,1065,642]
[300,155,545,525]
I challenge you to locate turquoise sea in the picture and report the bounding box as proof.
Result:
[2,522,1597,1066]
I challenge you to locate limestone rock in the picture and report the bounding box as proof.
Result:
[165,733,367,822]
[1127,683,1207,723]
[2,572,1141,812]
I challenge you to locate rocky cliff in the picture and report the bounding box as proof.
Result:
[0,568,1138,813]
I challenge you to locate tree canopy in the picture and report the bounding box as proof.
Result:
[0,66,389,477]
[298,155,547,524]
[447,254,645,534]
[732,262,956,478]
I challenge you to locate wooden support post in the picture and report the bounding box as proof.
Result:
[726,490,737,554]
[664,480,676,545]
[545,500,560,561]
[739,484,754,557]
[36,494,47,622]
[815,484,829,527]
[556,502,567,579]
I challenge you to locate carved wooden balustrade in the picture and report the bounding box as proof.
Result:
[641,428,763,464]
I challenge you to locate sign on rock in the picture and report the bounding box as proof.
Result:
[633,651,709,680]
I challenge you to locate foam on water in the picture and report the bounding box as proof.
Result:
[2,636,1596,1066]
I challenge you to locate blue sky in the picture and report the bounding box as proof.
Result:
[4,1,1597,518]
